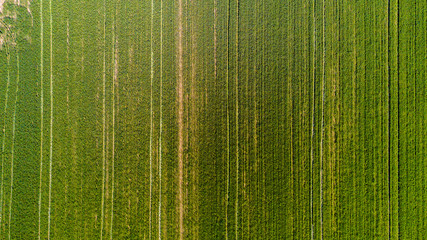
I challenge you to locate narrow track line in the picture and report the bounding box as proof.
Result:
[149,0,154,238]
[8,50,19,240]
[394,0,400,238]
[47,0,54,237]
[177,0,185,238]
[386,0,391,238]
[261,0,266,235]
[235,0,240,239]
[225,0,230,238]
[252,0,258,237]
[109,7,117,239]
[100,0,107,238]
[320,0,326,239]
[158,0,163,239]
[213,0,217,83]
[244,5,251,235]
[38,0,44,238]
[310,1,317,239]
[351,3,357,238]
[286,1,294,238]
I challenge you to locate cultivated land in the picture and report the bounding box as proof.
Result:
[0,0,425,239]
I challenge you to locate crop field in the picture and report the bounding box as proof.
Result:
[0,0,426,239]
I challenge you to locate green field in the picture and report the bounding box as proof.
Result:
[0,0,426,239]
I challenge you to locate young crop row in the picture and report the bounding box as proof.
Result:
[0,0,425,239]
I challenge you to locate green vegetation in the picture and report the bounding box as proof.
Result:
[0,0,425,239]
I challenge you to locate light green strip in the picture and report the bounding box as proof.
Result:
[38,0,44,238]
